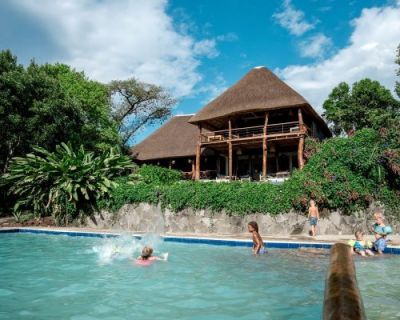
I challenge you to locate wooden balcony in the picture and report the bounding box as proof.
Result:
[200,121,308,145]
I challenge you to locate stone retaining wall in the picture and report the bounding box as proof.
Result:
[85,203,400,236]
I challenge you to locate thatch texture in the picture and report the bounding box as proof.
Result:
[130,115,200,161]
[189,67,325,127]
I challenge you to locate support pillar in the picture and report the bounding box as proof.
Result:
[298,137,305,169]
[195,125,202,180]
[228,119,233,180]
[262,112,269,179]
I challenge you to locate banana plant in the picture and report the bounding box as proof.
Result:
[2,143,135,225]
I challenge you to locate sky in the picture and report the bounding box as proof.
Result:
[1,0,400,144]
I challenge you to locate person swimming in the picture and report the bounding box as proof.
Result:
[248,221,267,255]
[135,246,168,266]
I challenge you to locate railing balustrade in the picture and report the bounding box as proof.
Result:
[200,121,306,143]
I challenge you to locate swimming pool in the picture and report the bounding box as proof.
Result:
[0,233,398,319]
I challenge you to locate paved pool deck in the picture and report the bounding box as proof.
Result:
[1,226,399,248]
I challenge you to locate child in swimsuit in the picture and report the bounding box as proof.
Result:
[248,221,267,254]
[348,231,374,256]
[135,246,168,265]
[308,200,319,237]
[370,211,392,254]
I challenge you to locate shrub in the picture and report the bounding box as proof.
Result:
[2,143,134,225]
[137,165,181,184]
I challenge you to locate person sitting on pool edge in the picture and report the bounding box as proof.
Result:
[135,246,168,265]
[370,210,392,254]
[348,231,374,257]
[248,221,267,254]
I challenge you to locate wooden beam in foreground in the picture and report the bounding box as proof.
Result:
[323,243,366,320]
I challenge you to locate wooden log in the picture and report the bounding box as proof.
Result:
[262,112,269,179]
[298,136,304,169]
[323,243,366,320]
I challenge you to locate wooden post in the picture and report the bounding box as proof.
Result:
[298,137,305,169]
[298,108,305,169]
[262,113,269,179]
[191,160,196,180]
[228,119,233,180]
[216,156,221,176]
[298,108,304,132]
[195,125,202,180]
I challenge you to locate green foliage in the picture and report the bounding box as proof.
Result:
[137,165,182,185]
[108,78,176,145]
[98,129,400,216]
[2,143,134,225]
[396,44,400,99]
[323,79,400,135]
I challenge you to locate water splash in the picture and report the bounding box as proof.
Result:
[93,233,164,264]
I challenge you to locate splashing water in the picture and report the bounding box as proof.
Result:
[92,233,164,264]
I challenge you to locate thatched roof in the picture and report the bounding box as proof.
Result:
[189,67,327,131]
[130,115,199,161]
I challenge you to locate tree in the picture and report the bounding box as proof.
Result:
[108,79,176,146]
[0,50,120,174]
[323,79,400,135]
[396,44,400,99]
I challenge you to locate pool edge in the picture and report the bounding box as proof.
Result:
[1,227,399,254]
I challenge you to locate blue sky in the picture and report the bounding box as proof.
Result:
[1,0,400,144]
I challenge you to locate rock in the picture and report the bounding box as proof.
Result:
[83,202,400,236]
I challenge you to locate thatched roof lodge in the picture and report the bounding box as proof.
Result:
[131,67,331,181]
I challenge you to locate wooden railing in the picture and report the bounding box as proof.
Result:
[200,121,307,143]
[323,243,366,320]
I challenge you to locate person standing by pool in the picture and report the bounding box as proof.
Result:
[308,200,320,237]
[248,221,267,254]
[371,210,392,254]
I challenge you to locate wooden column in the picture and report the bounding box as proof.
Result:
[262,112,269,179]
[228,119,233,180]
[298,137,305,169]
[298,108,305,169]
[191,160,196,180]
[195,125,202,180]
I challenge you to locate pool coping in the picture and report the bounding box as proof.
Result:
[1,227,399,254]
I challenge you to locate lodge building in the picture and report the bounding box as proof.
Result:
[131,67,331,181]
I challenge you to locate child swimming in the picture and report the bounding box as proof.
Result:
[308,200,319,237]
[348,231,374,257]
[248,221,267,254]
[135,246,168,266]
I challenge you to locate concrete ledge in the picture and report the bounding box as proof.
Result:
[323,243,366,320]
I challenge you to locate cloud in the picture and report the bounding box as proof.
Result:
[277,4,400,113]
[11,0,220,97]
[299,33,333,58]
[273,0,315,36]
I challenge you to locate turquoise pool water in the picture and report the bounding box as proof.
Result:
[0,234,399,319]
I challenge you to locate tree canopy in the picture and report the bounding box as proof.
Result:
[322,78,400,135]
[0,50,120,174]
[108,79,176,146]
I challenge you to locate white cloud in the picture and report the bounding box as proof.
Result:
[299,33,333,58]
[277,4,400,113]
[193,39,219,58]
[12,0,219,97]
[273,0,315,36]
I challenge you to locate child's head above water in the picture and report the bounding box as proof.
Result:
[248,221,259,233]
[355,230,364,241]
[141,246,153,260]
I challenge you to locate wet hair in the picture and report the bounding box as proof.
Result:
[141,246,153,260]
[248,221,259,232]
[355,230,364,238]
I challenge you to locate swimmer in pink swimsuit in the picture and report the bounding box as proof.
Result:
[135,246,168,266]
